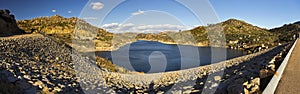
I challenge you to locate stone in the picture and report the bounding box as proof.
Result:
[183,90,191,94]
[0,9,25,37]
[244,88,250,94]
[250,78,260,86]
[53,86,62,92]
[24,75,31,79]
[250,85,259,93]
[214,76,222,81]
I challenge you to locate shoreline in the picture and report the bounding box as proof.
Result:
[72,39,248,53]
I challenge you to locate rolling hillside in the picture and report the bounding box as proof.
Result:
[17,15,282,53]
[269,22,300,42]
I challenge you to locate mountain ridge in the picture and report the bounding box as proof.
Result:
[17,15,294,53]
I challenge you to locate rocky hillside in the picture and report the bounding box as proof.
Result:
[0,34,84,93]
[269,22,300,42]
[17,15,113,44]
[0,34,129,93]
[135,19,278,53]
[17,15,280,53]
[0,9,25,37]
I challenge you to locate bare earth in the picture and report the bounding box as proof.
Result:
[275,40,300,94]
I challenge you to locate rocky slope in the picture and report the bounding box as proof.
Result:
[270,21,300,42]
[0,34,291,94]
[17,15,281,53]
[0,34,85,93]
[0,9,25,37]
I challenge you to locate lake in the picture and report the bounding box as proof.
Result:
[93,40,246,73]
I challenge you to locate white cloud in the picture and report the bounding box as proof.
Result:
[90,2,104,10]
[102,23,120,29]
[68,11,72,13]
[82,17,98,20]
[132,10,145,16]
[52,9,56,13]
[101,23,187,33]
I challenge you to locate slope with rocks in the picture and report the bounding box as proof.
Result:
[17,15,114,51]
[17,15,279,53]
[269,21,300,42]
[0,34,84,93]
[135,19,278,53]
[0,34,129,93]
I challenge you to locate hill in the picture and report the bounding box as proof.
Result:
[269,22,300,42]
[135,19,278,53]
[294,21,300,25]
[17,15,279,53]
[17,15,114,51]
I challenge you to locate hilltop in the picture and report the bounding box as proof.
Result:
[294,21,300,25]
[18,15,282,53]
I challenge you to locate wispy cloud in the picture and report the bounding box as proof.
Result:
[52,9,56,13]
[68,11,72,14]
[132,10,145,16]
[90,2,104,10]
[101,23,187,33]
[82,17,98,20]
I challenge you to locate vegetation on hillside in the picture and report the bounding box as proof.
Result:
[17,15,297,54]
[269,22,300,42]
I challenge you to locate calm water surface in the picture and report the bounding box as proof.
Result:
[94,40,246,73]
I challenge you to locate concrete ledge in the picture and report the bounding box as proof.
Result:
[263,39,298,94]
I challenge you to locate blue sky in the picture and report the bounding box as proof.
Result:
[1,0,300,30]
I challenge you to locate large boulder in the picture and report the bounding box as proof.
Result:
[0,9,25,37]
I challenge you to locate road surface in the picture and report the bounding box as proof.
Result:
[275,40,300,94]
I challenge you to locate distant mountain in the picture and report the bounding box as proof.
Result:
[17,16,280,53]
[134,19,278,53]
[17,15,115,52]
[192,19,278,52]
[269,21,300,42]
[17,15,113,42]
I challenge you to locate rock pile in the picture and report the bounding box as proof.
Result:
[0,9,25,37]
[0,34,84,93]
[0,33,293,94]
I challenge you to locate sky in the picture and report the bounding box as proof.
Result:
[1,0,300,33]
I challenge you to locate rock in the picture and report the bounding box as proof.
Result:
[250,85,259,93]
[53,86,62,92]
[250,78,260,86]
[24,75,31,80]
[183,86,193,89]
[183,90,191,94]
[0,9,25,37]
[214,76,222,81]
[244,88,250,94]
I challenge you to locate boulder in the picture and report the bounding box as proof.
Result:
[0,9,25,37]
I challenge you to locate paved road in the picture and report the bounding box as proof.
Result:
[275,40,300,94]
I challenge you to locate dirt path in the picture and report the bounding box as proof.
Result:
[275,40,300,94]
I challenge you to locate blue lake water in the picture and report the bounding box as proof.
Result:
[94,40,246,73]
